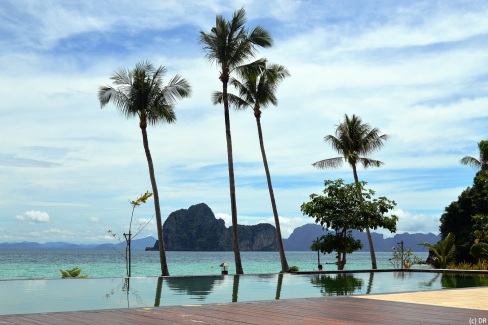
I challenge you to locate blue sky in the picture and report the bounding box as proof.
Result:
[1,0,487,244]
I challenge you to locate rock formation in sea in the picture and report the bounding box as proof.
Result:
[146,203,278,251]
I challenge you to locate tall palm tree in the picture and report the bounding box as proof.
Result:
[200,7,272,274]
[214,61,290,272]
[460,140,488,178]
[98,61,191,276]
[312,114,389,269]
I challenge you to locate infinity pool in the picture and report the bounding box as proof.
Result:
[1,271,487,315]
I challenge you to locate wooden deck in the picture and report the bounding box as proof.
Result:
[1,293,487,325]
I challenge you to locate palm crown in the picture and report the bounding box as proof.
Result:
[213,60,290,117]
[313,114,389,171]
[98,61,191,125]
[199,8,272,80]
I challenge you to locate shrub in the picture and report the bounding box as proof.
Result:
[60,267,88,278]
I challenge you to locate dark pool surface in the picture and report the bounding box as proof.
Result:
[1,271,487,315]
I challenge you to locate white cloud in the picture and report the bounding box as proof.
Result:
[15,211,51,223]
[135,218,154,227]
[0,1,486,244]
[90,216,99,223]
[393,209,440,234]
[215,213,232,227]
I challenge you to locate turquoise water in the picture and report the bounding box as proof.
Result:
[0,250,429,279]
[1,272,487,315]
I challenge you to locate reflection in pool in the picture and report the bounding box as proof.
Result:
[0,271,487,315]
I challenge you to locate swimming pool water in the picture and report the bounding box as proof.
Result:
[1,271,487,315]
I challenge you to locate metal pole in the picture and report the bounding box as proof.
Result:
[400,241,404,269]
[128,232,132,277]
[317,237,320,268]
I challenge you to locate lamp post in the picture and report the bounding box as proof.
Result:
[316,237,322,270]
[124,232,132,277]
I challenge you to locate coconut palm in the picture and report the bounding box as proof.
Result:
[460,140,488,178]
[214,61,290,272]
[200,8,272,274]
[98,61,191,276]
[312,114,389,269]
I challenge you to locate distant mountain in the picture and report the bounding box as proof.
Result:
[0,236,156,251]
[283,224,441,252]
[146,203,278,251]
[0,217,441,252]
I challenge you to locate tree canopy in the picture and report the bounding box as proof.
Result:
[439,173,488,263]
[301,179,398,270]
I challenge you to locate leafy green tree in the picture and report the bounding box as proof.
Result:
[99,61,191,276]
[200,8,272,274]
[312,114,389,269]
[419,233,456,269]
[439,174,488,263]
[470,214,488,262]
[311,231,363,270]
[301,179,398,270]
[214,61,290,272]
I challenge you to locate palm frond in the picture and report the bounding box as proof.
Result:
[359,158,385,169]
[163,74,192,104]
[312,157,344,169]
[460,156,482,169]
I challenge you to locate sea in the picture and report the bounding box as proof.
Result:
[0,250,430,280]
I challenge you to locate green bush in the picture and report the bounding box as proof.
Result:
[60,267,88,278]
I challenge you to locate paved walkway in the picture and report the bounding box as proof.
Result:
[355,287,488,310]
[0,287,487,324]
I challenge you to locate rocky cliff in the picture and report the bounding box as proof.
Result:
[146,203,278,251]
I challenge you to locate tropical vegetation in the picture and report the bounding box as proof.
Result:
[439,169,488,265]
[312,114,389,269]
[419,233,456,269]
[199,7,272,274]
[389,242,424,269]
[301,179,398,270]
[60,267,87,278]
[99,61,191,276]
[214,61,291,272]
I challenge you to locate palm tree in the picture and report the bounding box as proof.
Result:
[460,140,488,178]
[98,61,191,276]
[214,61,290,272]
[200,8,272,274]
[419,233,456,269]
[312,114,389,269]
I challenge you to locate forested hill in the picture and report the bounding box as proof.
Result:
[146,203,278,251]
[282,224,441,252]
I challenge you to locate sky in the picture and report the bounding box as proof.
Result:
[1,0,487,244]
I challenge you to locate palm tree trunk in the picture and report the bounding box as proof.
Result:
[255,116,289,272]
[222,77,244,275]
[141,126,170,276]
[352,165,377,269]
